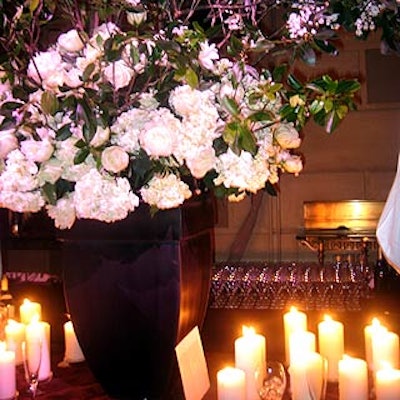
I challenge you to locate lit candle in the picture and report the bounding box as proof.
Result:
[0,341,16,400]
[234,325,267,400]
[283,307,307,365]
[289,351,326,400]
[289,330,316,366]
[375,366,400,400]
[25,316,52,381]
[318,315,344,382]
[372,329,400,372]
[217,367,246,400]
[5,319,25,365]
[19,299,42,325]
[364,318,386,371]
[338,355,368,400]
[63,320,85,363]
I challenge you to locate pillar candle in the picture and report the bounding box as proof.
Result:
[234,325,267,400]
[283,307,307,366]
[372,329,400,372]
[318,315,344,382]
[0,341,16,400]
[5,319,25,365]
[375,367,400,400]
[19,299,42,325]
[217,367,246,400]
[25,317,52,381]
[364,318,386,371]
[289,330,316,366]
[64,321,85,363]
[338,355,368,400]
[289,351,326,400]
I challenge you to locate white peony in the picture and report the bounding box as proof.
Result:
[57,29,85,52]
[101,146,130,173]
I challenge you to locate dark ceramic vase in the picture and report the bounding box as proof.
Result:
[58,195,215,399]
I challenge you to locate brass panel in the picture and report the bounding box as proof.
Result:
[303,200,385,230]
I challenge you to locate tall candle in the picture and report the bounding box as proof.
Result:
[0,341,16,400]
[5,319,25,365]
[25,317,52,381]
[283,307,307,365]
[289,351,325,400]
[375,367,400,400]
[318,315,344,382]
[289,330,316,366]
[63,321,85,363]
[217,367,246,400]
[235,326,267,400]
[372,329,400,372]
[19,299,42,325]
[364,318,386,371]
[338,355,368,400]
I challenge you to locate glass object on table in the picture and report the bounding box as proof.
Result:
[22,339,42,398]
[257,361,287,400]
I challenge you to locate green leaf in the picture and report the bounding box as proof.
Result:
[185,67,199,88]
[56,124,72,141]
[238,124,257,155]
[336,80,361,94]
[324,99,334,113]
[74,147,90,164]
[247,110,274,123]
[41,91,59,115]
[309,99,324,115]
[287,74,303,91]
[41,182,57,205]
[221,96,240,116]
[82,63,95,82]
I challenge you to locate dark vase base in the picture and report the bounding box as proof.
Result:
[59,196,215,399]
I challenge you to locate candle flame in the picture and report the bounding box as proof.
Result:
[23,298,32,305]
[372,318,381,326]
[242,325,255,336]
[323,314,332,322]
[290,306,298,313]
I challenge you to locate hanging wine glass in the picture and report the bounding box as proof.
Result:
[22,339,42,398]
[258,361,287,400]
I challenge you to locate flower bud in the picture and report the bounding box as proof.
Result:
[126,11,147,27]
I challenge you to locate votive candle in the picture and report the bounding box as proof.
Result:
[318,315,344,382]
[63,320,85,363]
[283,307,307,365]
[338,355,368,400]
[5,319,25,365]
[234,325,266,400]
[19,299,42,325]
[375,367,400,400]
[217,367,246,400]
[0,341,16,400]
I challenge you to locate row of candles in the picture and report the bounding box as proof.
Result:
[216,307,400,400]
[0,298,84,400]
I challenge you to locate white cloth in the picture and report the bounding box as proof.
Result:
[376,153,400,273]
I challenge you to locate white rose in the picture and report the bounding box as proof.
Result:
[57,29,85,52]
[274,123,301,149]
[284,155,303,175]
[198,41,219,71]
[64,68,83,88]
[104,60,134,90]
[0,130,18,158]
[90,126,110,148]
[27,50,65,90]
[140,122,177,158]
[186,147,216,179]
[101,146,129,173]
[21,139,54,163]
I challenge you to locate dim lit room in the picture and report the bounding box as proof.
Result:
[0,1,400,399]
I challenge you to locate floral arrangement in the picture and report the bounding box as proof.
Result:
[0,0,397,229]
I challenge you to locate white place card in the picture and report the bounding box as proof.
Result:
[175,326,210,400]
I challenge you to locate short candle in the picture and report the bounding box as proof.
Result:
[338,355,368,400]
[217,367,246,400]
[0,341,16,400]
[376,366,400,400]
[283,306,307,366]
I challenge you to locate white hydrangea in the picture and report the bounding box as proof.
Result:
[46,194,77,229]
[214,149,270,194]
[140,174,192,209]
[111,108,148,153]
[73,169,140,222]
